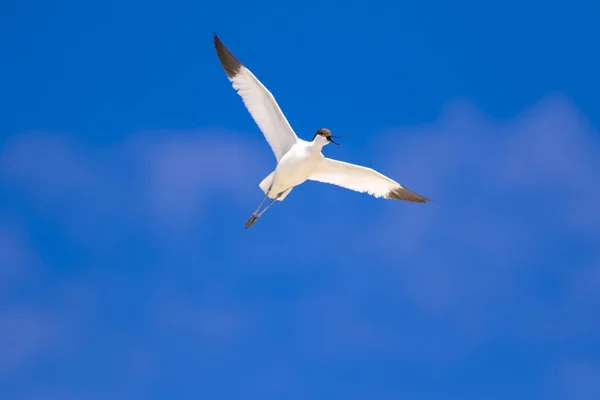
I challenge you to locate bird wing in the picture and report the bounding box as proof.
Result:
[309,157,431,202]
[213,34,298,161]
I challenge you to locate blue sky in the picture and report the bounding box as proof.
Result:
[1,0,600,399]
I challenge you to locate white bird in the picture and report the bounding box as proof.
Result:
[213,33,431,229]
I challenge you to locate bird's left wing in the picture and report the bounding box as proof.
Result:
[309,157,431,202]
[213,34,298,161]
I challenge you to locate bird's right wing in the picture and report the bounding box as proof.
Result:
[309,157,431,202]
[213,34,298,161]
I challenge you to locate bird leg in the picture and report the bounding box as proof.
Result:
[245,192,269,229]
[258,196,279,217]
[245,191,282,229]
[245,214,260,229]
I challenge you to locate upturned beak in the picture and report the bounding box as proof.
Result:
[328,134,345,145]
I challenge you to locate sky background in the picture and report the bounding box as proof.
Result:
[1,0,600,399]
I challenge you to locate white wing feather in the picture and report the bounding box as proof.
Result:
[309,158,430,202]
[214,35,298,161]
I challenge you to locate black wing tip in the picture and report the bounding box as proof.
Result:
[387,187,432,203]
[213,33,243,79]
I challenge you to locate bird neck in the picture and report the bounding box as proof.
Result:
[310,136,329,151]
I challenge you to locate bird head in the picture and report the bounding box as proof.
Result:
[312,128,345,145]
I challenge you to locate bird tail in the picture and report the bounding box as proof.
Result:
[259,172,293,201]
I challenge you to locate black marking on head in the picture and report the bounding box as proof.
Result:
[213,33,243,79]
[386,187,431,203]
[312,128,331,141]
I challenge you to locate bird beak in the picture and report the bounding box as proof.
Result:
[329,134,345,146]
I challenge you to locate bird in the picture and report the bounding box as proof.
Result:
[213,33,431,229]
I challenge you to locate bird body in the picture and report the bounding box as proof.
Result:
[213,33,430,228]
[260,135,327,200]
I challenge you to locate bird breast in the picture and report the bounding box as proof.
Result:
[272,144,322,191]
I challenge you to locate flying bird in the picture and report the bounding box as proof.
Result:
[213,33,430,229]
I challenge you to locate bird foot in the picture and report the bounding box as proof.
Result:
[245,213,260,229]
